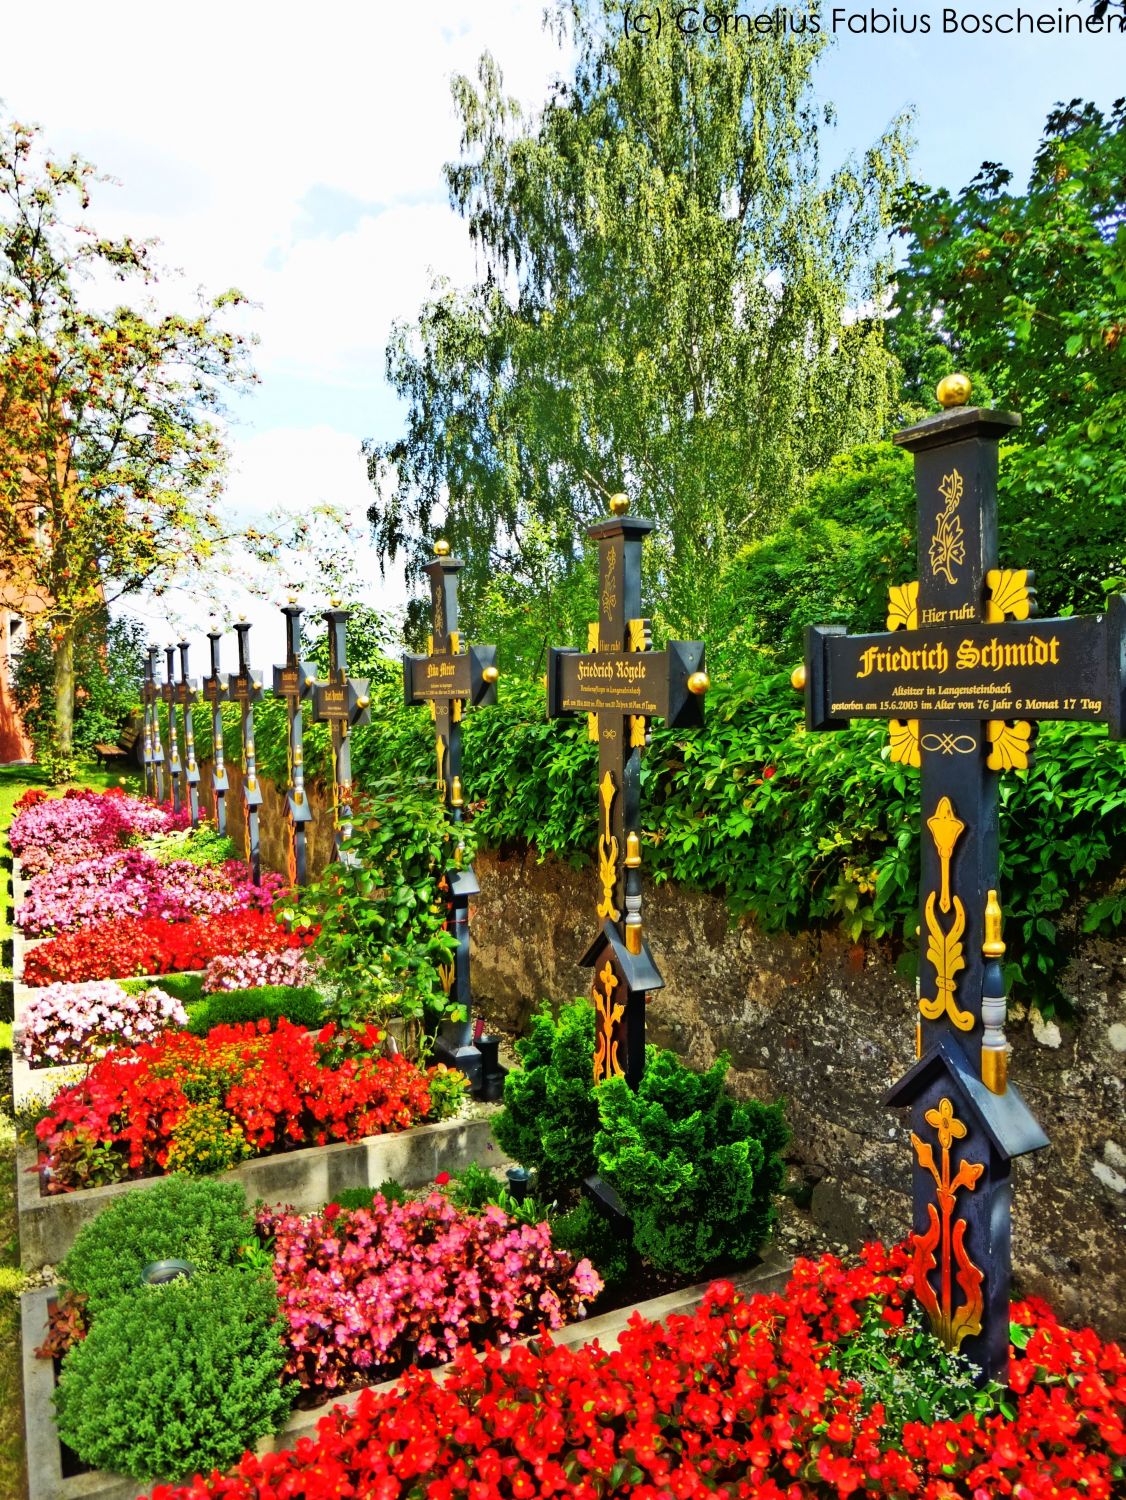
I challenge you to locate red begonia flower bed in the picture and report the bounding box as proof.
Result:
[35,1020,437,1192]
[23,910,311,987]
[152,1243,1125,1500]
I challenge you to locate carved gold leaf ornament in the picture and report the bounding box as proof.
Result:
[930,469,966,586]
[593,960,625,1082]
[597,770,621,921]
[587,622,600,742]
[986,719,1033,772]
[628,616,651,748]
[887,580,920,632]
[985,568,1036,623]
[438,962,455,996]
[889,718,921,768]
[919,798,973,1031]
[910,1097,985,1350]
[436,735,448,802]
[927,796,965,914]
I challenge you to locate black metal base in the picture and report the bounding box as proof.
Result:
[432,1039,484,1094]
[583,1173,631,1228]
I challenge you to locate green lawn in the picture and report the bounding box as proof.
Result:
[0,759,139,1500]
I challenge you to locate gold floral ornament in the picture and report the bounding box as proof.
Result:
[986,719,1033,772]
[985,568,1036,623]
[910,1096,985,1350]
[888,718,921,769]
[919,797,973,1031]
[887,580,919,633]
[596,771,620,921]
[930,469,966,586]
[593,961,625,1081]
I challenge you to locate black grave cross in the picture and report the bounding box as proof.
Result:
[175,641,202,830]
[273,600,316,887]
[142,646,163,803]
[311,605,370,864]
[162,644,182,815]
[797,374,1126,1382]
[402,540,499,1087]
[227,619,264,883]
[547,494,709,1089]
[201,628,230,837]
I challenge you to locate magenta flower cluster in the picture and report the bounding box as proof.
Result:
[11,790,188,876]
[259,1193,603,1393]
[202,947,319,993]
[18,980,189,1066]
[17,850,283,937]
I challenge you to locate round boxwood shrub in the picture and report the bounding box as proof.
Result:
[58,1176,252,1317]
[54,1266,291,1482]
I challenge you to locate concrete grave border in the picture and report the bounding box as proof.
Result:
[21,1253,792,1500]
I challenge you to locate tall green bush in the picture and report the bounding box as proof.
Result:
[595,1050,789,1278]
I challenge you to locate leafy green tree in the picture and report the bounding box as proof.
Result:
[12,609,146,760]
[367,0,911,643]
[0,116,255,778]
[893,97,1126,614]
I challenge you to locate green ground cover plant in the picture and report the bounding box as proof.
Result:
[182,985,324,1037]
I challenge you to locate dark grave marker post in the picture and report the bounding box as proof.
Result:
[200,628,229,836]
[142,647,162,802]
[402,540,499,1088]
[175,642,201,829]
[547,495,709,1088]
[273,600,315,887]
[311,605,370,864]
[797,374,1126,1381]
[162,644,182,815]
[227,619,264,883]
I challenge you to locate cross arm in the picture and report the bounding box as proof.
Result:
[547,640,707,726]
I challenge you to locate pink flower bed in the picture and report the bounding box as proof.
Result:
[11,788,188,875]
[202,947,319,993]
[259,1193,603,1394]
[17,849,281,936]
[17,981,189,1066]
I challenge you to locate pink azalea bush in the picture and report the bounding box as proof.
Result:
[260,1193,603,1393]
[11,788,188,876]
[17,851,281,936]
[18,981,189,1066]
[202,947,319,994]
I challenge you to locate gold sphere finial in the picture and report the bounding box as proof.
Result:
[434,538,451,556]
[482,664,499,685]
[609,493,630,516]
[330,597,341,609]
[936,373,973,409]
[687,670,710,696]
[790,664,806,693]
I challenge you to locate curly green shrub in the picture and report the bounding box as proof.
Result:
[122,972,205,1006]
[595,1049,789,1278]
[54,1266,290,1482]
[492,999,600,1195]
[184,984,324,1036]
[58,1176,253,1317]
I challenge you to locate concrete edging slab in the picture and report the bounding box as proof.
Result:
[17,1114,501,1271]
[22,1252,793,1500]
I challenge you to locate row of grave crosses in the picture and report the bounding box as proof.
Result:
[796,373,1126,1381]
[141,605,371,884]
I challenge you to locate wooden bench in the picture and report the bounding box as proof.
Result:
[93,722,140,769]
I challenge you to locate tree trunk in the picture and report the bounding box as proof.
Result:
[51,627,76,781]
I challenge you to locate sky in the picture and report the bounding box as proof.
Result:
[2,0,1122,674]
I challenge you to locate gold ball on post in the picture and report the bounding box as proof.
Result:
[936,373,973,409]
[790,664,807,692]
[434,539,451,556]
[687,670,710,696]
[609,493,630,516]
[482,665,499,684]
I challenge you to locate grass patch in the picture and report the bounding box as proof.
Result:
[121,972,206,1006]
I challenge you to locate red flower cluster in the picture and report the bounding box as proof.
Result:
[152,1243,1125,1500]
[35,1020,436,1192]
[23,911,313,987]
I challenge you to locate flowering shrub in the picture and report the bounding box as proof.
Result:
[202,947,318,994]
[24,910,311,987]
[18,981,188,1066]
[261,1194,602,1393]
[35,1019,439,1191]
[17,850,281,936]
[11,787,188,875]
[153,1243,1126,1500]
